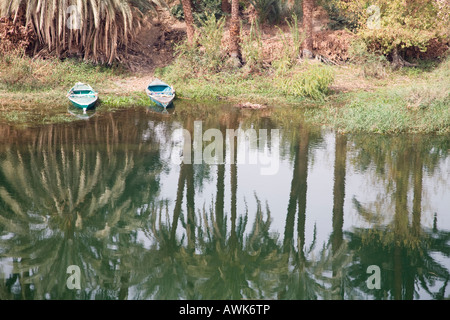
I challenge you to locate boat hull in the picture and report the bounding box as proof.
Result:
[68,96,98,110]
[146,79,175,108]
[67,82,98,113]
[148,94,174,108]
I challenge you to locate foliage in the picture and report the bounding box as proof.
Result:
[197,13,227,71]
[240,19,264,71]
[349,38,389,78]
[315,0,358,30]
[0,0,166,64]
[248,0,282,24]
[337,0,450,58]
[171,0,223,25]
[156,12,226,81]
[278,63,335,100]
[272,14,304,75]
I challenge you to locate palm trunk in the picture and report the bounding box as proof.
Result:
[332,134,346,256]
[302,0,314,58]
[331,134,346,299]
[222,0,231,13]
[296,127,309,258]
[181,0,195,44]
[186,163,196,251]
[393,147,410,299]
[228,0,242,66]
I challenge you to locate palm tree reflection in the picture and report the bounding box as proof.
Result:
[0,110,163,299]
[347,134,450,299]
[1,104,450,300]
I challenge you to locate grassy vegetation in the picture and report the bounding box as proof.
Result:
[0,18,448,134]
[151,14,449,135]
[304,57,450,134]
[0,52,151,125]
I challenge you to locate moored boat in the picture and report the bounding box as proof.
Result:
[145,78,175,108]
[67,82,98,114]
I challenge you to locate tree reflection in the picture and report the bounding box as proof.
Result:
[347,134,450,299]
[131,111,285,299]
[1,103,450,300]
[0,110,164,299]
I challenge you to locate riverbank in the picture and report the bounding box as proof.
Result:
[1,53,449,134]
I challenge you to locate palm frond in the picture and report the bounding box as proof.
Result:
[0,0,168,63]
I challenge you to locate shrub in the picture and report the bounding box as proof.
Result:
[349,39,389,78]
[316,0,358,31]
[171,0,223,26]
[241,19,264,71]
[272,14,304,75]
[278,64,335,100]
[248,0,282,24]
[197,13,227,71]
[338,0,450,63]
[155,13,226,80]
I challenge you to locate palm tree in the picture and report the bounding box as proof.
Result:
[302,0,314,58]
[228,0,242,66]
[180,0,195,44]
[0,0,164,64]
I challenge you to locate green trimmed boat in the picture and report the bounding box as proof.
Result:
[67,82,98,114]
[145,79,175,108]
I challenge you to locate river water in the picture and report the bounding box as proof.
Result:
[0,102,449,300]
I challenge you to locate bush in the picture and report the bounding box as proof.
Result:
[248,0,282,24]
[171,0,223,26]
[349,39,389,78]
[155,13,226,81]
[197,14,227,71]
[338,0,450,62]
[278,64,335,100]
[272,14,304,75]
[241,19,264,71]
[315,0,358,31]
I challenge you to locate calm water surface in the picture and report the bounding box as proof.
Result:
[0,102,449,300]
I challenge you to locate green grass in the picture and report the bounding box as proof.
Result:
[303,58,450,134]
[0,54,124,92]
[1,49,449,134]
[99,92,149,110]
[0,54,140,125]
[154,63,328,107]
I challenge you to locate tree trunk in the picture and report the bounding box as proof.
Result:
[391,46,417,69]
[331,134,346,299]
[181,0,195,44]
[222,0,231,13]
[332,134,346,256]
[228,0,242,66]
[302,0,314,58]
